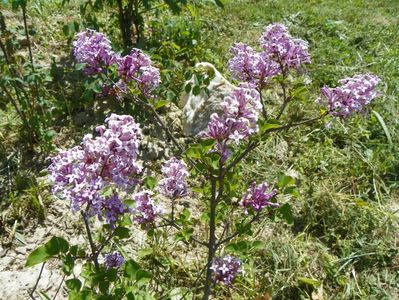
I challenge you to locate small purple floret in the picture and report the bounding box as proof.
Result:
[211,255,243,285]
[158,157,189,198]
[133,190,163,225]
[104,251,125,269]
[240,182,278,213]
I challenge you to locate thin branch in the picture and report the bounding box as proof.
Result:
[81,211,99,270]
[28,262,46,300]
[216,212,261,247]
[125,94,205,176]
[225,112,328,173]
[52,273,66,300]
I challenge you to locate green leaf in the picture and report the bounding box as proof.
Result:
[186,144,202,159]
[45,236,69,255]
[124,259,142,279]
[154,99,169,110]
[192,85,201,96]
[279,203,294,225]
[66,279,82,291]
[214,0,225,8]
[259,119,281,134]
[372,110,392,145]
[277,173,295,188]
[114,227,130,239]
[25,246,51,267]
[136,270,152,286]
[298,276,321,287]
[144,176,157,190]
[184,83,192,94]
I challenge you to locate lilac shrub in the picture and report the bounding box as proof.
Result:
[202,85,262,160]
[27,24,383,300]
[133,190,163,225]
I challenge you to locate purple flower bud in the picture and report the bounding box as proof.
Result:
[133,190,163,225]
[102,194,126,226]
[320,74,381,118]
[240,182,278,213]
[211,255,243,285]
[104,251,125,269]
[158,157,189,198]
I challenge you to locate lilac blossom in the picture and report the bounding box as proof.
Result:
[211,255,243,285]
[228,43,280,86]
[117,49,161,97]
[73,30,160,98]
[73,29,119,75]
[259,23,311,70]
[240,182,278,214]
[158,157,189,198]
[48,114,142,221]
[133,190,163,225]
[104,252,125,269]
[320,74,381,118]
[102,194,126,226]
[202,85,262,143]
[201,85,261,158]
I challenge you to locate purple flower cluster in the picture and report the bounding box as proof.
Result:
[158,157,189,198]
[240,182,278,214]
[73,30,118,75]
[260,23,311,69]
[48,114,142,223]
[116,49,161,97]
[203,86,261,143]
[229,43,280,86]
[104,251,125,269]
[228,23,310,87]
[201,85,261,159]
[133,190,163,225]
[320,74,381,118]
[211,255,243,285]
[73,30,160,97]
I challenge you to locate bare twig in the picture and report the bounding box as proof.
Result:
[52,274,66,300]
[28,262,46,300]
[81,210,99,270]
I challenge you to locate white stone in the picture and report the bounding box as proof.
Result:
[180,62,235,136]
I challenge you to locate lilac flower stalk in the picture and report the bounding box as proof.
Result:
[320,74,381,118]
[73,29,119,75]
[240,182,278,214]
[48,114,142,222]
[211,255,243,285]
[158,157,189,198]
[133,190,163,225]
[104,252,125,269]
